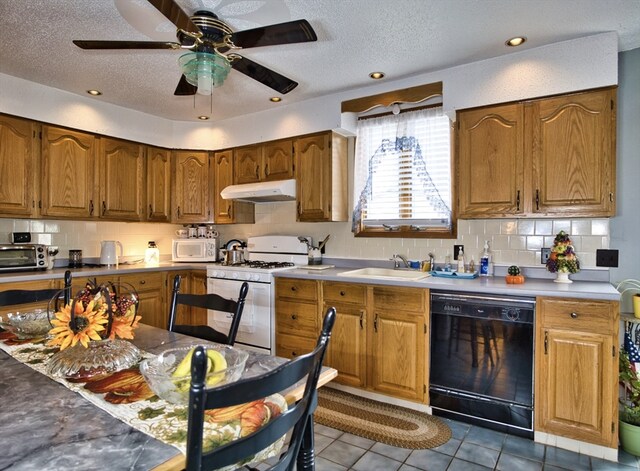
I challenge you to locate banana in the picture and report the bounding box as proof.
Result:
[172,348,195,378]
[206,349,227,387]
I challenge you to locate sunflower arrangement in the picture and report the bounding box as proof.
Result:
[48,281,141,351]
[546,230,580,274]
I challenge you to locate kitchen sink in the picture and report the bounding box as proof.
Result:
[337,267,430,281]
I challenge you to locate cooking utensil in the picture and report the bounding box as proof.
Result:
[297,236,312,250]
[221,247,245,265]
[225,239,244,251]
[318,234,330,251]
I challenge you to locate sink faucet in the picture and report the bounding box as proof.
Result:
[391,254,410,269]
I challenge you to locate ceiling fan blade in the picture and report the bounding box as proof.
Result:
[231,56,298,94]
[174,75,197,96]
[229,19,317,49]
[147,0,201,35]
[73,40,181,50]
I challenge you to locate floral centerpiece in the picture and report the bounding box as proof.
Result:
[546,230,580,283]
[46,280,142,379]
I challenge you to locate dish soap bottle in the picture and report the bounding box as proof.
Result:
[457,248,465,273]
[480,240,493,276]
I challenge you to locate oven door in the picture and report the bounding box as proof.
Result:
[206,278,272,354]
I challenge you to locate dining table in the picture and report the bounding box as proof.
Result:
[0,323,337,470]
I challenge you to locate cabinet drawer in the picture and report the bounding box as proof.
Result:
[539,297,616,333]
[119,272,164,292]
[276,333,317,359]
[276,300,319,337]
[373,286,426,312]
[323,281,366,304]
[276,278,317,301]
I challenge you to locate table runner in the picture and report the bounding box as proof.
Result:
[0,331,285,470]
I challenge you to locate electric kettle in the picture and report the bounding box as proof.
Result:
[100,240,123,266]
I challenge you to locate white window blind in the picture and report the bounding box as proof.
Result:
[352,107,452,232]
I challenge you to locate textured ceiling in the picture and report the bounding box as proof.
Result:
[1,0,639,122]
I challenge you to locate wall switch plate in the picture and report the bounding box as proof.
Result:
[454,245,464,260]
[541,248,551,264]
[596,249,619,267]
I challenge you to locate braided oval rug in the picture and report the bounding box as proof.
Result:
[314,387,451,449]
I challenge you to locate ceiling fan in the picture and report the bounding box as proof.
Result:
[73,0,317,96]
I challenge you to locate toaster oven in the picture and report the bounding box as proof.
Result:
[0,244,50,272]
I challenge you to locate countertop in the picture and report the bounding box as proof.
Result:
[274,266,621,301]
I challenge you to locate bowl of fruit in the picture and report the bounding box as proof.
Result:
[139,344,249,404]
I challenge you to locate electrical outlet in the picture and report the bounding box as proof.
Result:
[596,249,619,267]
[454,245,464,260]
[541,248,551,264]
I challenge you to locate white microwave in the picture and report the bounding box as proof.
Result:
[172,239,219,262]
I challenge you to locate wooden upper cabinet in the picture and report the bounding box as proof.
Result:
[457,103,525,218]
[528,88,616,216]
[0,115,37,217]
[172,150,211,223]
[295,131,348,222]
[456,87,616,219]
[234,144,261,184]
[263,139,294,181]
[98,137,144,221]
[41,125,97,218]
[213,150,254,224]
[146,146,171,222]
[234,139,294,184]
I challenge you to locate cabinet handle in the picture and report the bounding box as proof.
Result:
[291,314,297,320]
[227,204,231,217]
[374,313,378,332]
[340,290,346,296]
[610,192,614,203]
[359,310,364,329]
[570,312,578,319]
[297,202,301,215]
[102,201,106,216]
[544,331,548,354]
[516,190,520,211]
[292,351,297,357]
[265,163,269,176]
[140,280,146,285]
[177,206,181,217]
[291,286,297,292]
[535,189,540,210]
[148,204,153,219]
[89,199,94,216]
[255,165,260,179]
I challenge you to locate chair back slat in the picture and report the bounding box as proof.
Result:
[0,271,73,308]
[185,306,336,471]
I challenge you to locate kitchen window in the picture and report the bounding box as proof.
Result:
[352,106,454,238]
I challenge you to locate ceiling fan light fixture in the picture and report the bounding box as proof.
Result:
[369,72,385,80]
[506,36,527,47]
[270,97,282,102]
[87,89,102,96]
[179,52,231,96]
[198,115,210,120]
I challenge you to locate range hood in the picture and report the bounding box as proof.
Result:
[220,179,297,203]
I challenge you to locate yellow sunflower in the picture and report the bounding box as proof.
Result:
[48,300,109,350]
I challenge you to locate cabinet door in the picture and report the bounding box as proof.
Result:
[99,137,144,221]
[213,150,235,223]
[41,126,96,218]
[234,145,261,184]
[172,150,211,223]
[536,328,616,446]
[457,103,525,217]
[263,139,293,181]
[189,271,208,325]
[0,115,37,217]
[119,272,165,329]
[529,89,615,216]
[323,302,367,388]
[146,146,171,222]
[295,133,332,221]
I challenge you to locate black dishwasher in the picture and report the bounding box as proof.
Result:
[430,291,535,437]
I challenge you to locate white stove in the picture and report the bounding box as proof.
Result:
[206,235,311,355]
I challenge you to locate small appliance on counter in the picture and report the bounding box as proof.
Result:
[100,240,123,266]
[0,244,50,272]
[172,237,219,262]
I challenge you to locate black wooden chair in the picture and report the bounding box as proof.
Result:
[185,306,336,471]
[167,274,249,345]
[0,270,72,309]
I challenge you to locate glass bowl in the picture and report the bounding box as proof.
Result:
[0,309,53,339]
[140,344,249,404]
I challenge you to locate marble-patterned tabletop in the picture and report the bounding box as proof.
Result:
[0,324,286,471]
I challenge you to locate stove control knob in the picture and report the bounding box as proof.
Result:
[214,271,225,278]
[250,274,260,282]
[232,273,239,279]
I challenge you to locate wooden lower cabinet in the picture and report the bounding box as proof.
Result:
[276,278,428,403]
[535,296,619,448]
[119,272,165,329]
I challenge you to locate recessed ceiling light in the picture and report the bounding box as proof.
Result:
[87,89,102,96]
[197,115,209,121]
[505,36,527,47]
[369,72,385,80]
[270,97,282,102]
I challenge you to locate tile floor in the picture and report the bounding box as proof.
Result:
[259,418,640,471]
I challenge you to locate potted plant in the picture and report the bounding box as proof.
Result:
[546,231,580,283]
[620,349,640,455]
[616,279,640,318]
